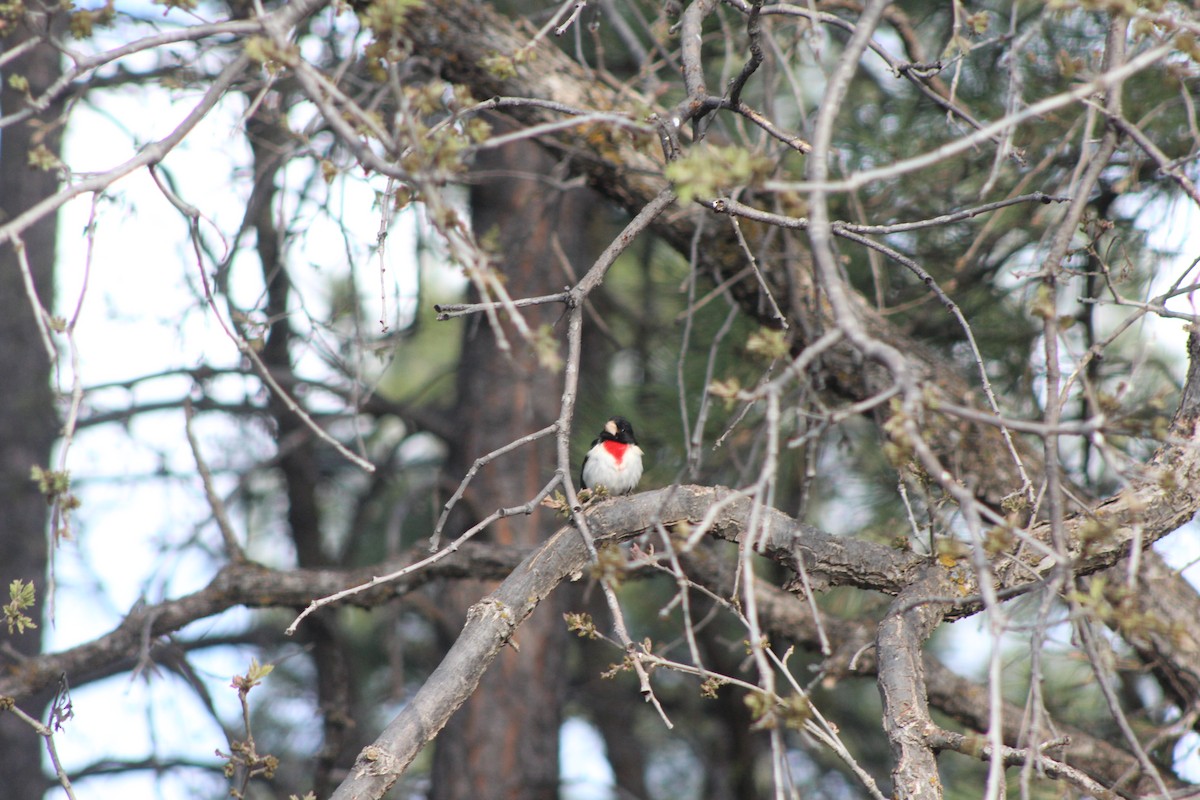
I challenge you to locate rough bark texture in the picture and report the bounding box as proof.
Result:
[329,473,1199,799]
[876,567,954,800]
[428,123,593,800]
[0,15,62,798]
[1111,549,1200,718]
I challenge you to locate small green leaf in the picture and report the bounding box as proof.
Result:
[480,53,517,79]
[664,143,773,204]
[746,327,788,361]
[707,377,742,409]
[231,658,274,692]
[4,579,38,635]
[564,612,599,639]
[26,144,61,171]
[153,0,198,12]
[534,324,563,372]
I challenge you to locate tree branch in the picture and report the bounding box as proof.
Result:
[0,543,526,702]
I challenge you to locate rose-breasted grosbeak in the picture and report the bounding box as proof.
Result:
[580,416,644,495]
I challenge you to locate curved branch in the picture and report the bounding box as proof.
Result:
[327,460,1200,799]
[0,542,526,701]
[0,0,329,249]
[326,484,906,799]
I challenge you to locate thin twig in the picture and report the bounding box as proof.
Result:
[554,1,588,36]
[1074,612,1173,798]
[149,166,377,474]
[5,701,79,800]
[286,479,560,635]
[727,0,764,107]
[927,726,1122,799]
[764,42,1174,195]
[12,238,57,365]
[0,52,256,248]
[725,200,789,328]
[434,292,570,321]
[183,399,246,562]
[431,423,559,549]
[711,192,1069,234]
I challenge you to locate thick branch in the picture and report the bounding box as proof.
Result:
[681,547,1190,797]
[327,485,914,799]
[327,464,1200,799]
[876,567,953,800]
[924,658,1181,797]
[0,543,526,702]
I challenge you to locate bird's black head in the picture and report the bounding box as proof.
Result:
[601,416,637,444]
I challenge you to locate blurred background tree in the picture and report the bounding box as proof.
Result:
[1,0,1200,799]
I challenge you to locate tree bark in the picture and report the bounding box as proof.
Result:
[0,13,63,798]
[429,120,594,800]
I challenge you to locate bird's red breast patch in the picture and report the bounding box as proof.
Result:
[603,440,628,464]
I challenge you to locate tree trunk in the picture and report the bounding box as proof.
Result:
[245,100,357,796]
[430,122,594,800]
[0,16,62,799]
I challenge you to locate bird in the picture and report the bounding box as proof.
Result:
[580,416,644,495]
